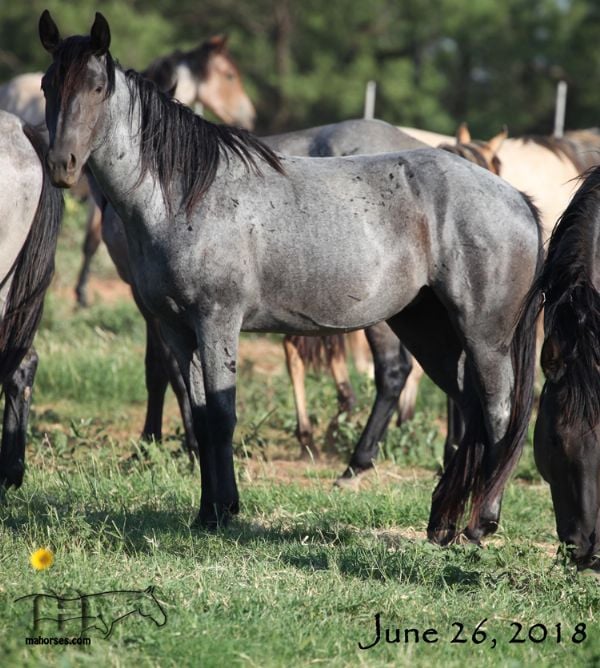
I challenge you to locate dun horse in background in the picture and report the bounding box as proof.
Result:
[0,111,63,494]
[529,166,600,571]
[40,11,542,545]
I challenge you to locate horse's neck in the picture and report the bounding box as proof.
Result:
[89,74,166,227]
[173,63,201,109]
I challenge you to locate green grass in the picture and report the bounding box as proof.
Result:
[0,197,596,666]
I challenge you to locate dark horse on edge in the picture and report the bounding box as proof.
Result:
[530,165,600,570]
[39,11,542,545]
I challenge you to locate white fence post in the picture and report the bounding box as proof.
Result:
[553,80,567,138]
[364,80,376,120]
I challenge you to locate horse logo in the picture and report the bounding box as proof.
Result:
[15,585,167,639]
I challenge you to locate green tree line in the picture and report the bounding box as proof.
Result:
[1,0,598,137]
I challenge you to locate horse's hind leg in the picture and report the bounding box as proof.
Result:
[337,321,412,483]
[283,336,318,458]
[136,296,198,463]
[430,348,517,544]
[346,330,373,376]
[397,358,424,424]
[75,200,102,307]
[141,318,168,444]
[324,335,356,452]
[327,336,355,415]
[0,348,38,492]
[461,351,518,542]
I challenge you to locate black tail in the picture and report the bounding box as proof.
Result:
[0,125,63,381]
[432,194,544,531]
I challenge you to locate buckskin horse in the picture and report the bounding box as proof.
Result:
[39,11,542,545]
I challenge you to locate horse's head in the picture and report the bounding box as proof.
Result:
[535,330,600,571]
[183,35,256,130]
[137,586,167,627]
[39,10,113,188]
[441,122,507,176]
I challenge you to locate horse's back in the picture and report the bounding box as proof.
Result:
[497,139,580,239]
[264,119,427,157]
[397,127,454,147]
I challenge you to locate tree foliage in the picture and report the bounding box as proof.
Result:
[1,0,598,136]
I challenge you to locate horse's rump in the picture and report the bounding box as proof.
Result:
[0,125,63,381]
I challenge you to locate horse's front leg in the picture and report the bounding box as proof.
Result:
[0,348,39,492]
[192,314,242,529]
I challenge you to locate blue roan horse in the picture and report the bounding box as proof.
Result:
[39,11,543,545]
[0,111,63,494]
[530,166,600,570]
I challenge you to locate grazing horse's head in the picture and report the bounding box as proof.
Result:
[39,10,113,188]
[531,166,600,571]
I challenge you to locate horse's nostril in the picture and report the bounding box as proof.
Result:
[67,153,77,171]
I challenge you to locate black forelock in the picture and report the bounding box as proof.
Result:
[49,35,115,111]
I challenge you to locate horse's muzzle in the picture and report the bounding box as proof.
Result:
[47,149,80,188]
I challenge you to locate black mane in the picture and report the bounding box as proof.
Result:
[52,37,284,217]
[533,165,600,426]
[521,135,597,173]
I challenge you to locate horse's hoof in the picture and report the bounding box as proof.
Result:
[194,501,240,531]
[0,467,24,493]
[427,525,458,546]
[334,466,368,490]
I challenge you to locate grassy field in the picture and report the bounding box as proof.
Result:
[0,197,598,667]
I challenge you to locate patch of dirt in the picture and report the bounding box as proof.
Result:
[239,337,285,376]
[54,276,134,307]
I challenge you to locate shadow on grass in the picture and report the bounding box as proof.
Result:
[1,492,490,588]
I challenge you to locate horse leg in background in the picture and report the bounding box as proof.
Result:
[283,335,318,459]
[324,334,356,451]
[134,289,198,465]
[336,321,412,486]
[346,329,373,376]
[397,358,424,424]
[75,199,102,307]
[0,348,39,494]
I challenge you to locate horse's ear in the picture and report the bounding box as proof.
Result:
[39,10,61,54]
[487,126,508,155]
[541,335,565,382]
[90,12,111,55]
[455,122,471,144]
[208,35,228,51]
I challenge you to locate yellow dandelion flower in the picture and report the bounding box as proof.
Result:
[30,547,54,571]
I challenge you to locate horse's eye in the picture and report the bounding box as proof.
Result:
[95,86,103,94]
[226,73,236,81]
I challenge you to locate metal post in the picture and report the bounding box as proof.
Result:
[364,80,376,120]
[553,80,567,138]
